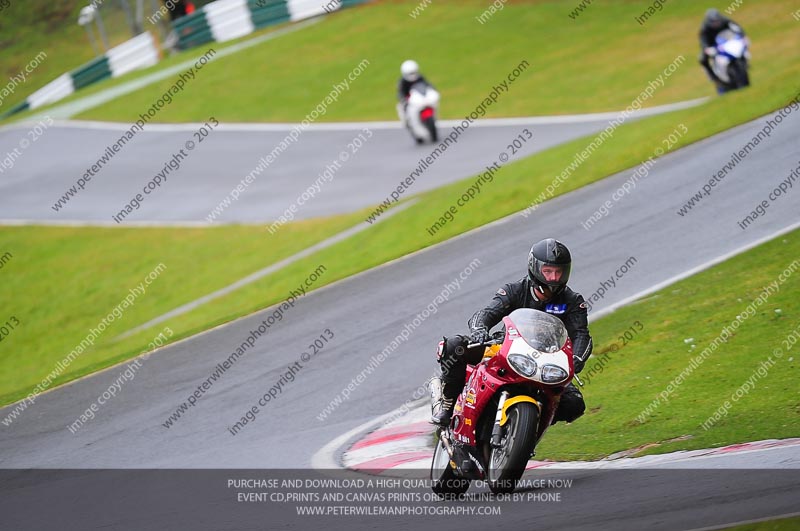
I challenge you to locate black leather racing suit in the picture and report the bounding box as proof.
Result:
[397,75,431,102]
[439,277,593,423]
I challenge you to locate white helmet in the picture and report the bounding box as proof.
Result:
[401,60,420,82]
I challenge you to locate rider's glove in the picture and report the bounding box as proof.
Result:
[704,47,717,56]
[468,328,489,346]
[573,356,585,374]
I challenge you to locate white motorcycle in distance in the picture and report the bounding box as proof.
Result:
[710,28,751,92]
[399,80,440,144]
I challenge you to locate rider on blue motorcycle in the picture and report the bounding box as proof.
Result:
[698,8,747,93]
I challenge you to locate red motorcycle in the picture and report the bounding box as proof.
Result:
[430,308,575,495]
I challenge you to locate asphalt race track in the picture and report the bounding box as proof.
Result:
[0,109,686,224]
[2,107,799,530]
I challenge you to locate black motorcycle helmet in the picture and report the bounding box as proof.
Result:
[705,8,724,29]
[528,238,572,299]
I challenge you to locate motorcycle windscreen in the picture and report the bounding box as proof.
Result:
[716,29,735,43]
[721,38,745,57]
[507,309,568,353]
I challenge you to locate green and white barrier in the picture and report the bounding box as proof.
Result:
[173,0,370,49]
[207,0,255,42]
[3,31,159,118]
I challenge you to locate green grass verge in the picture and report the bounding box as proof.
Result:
[536,230,799,460]
[723,515,800,531]
[17,0,798,123]
[0,211,365,404]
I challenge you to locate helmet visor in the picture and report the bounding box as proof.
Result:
[531,259,571,288]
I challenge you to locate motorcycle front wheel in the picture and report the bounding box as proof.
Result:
[728,60,750,89]
[430,435,470,497]
[487,402,538,494]
[423,118,438,143]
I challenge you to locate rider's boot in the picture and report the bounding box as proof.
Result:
[430,378,460,426]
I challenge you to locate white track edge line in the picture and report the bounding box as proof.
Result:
[589,220,800,322]
[310,401,431,469]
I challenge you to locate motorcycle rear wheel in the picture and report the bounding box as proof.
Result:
[430,436,471,497]
[487,402,538,494]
